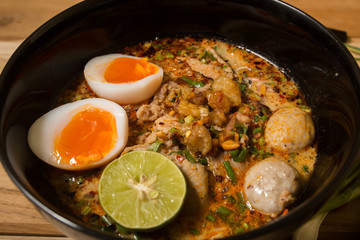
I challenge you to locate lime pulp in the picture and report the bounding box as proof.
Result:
[99,151,187,230]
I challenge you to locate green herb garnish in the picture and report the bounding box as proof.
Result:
[190,228,201,235]
[81,205,92,215]
[170,127,180,134]
[216,205,232,216]
[223,161,237,184]
[101,215,112,227]
[252,126,263,135]
[200,50,216,62]
[170,150,196,163]
[238,82,247,93]
[206,213,216,222]
[181,76,205,87]
[148,140,164,152]
[228,147,247,162]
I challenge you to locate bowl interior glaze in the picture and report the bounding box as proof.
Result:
[1,0,360,239]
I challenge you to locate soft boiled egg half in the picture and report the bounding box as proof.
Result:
[84,54,163,104]
[28,98,128,170]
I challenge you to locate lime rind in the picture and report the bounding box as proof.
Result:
[99,151,186,230]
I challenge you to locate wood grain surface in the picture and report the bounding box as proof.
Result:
[0,0,359,239]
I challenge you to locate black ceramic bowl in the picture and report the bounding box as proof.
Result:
[1,0,360,239]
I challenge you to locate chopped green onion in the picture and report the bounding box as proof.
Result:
[251,147,273,159]
[287,91,295,96]
[238,83,247,93]
[252,126,263,135]
[143,41,152,49]
[242,222,249,230]
[226,194,236,204]
[190,228,200,235]
[236,192,247,212]
[258,137,265,146]
[229,147,247,162]
[153,43,163,49]
[170,150,207,164]
[170,127,180,134]
[116,223,130,234]
[165,51,174,58]
[223,161,237,184]
[200,50,216,62]
[187,46,197,51]
[183,150,196,163]
[228,149,239,160]
[81,205,92,215]
[298,104,312,113]
[216,205,232,216]
[170,150,196,163]
[181,76,205,87]
[298,104,309,109]
[206,213,216,222]
[148,140,164,152]
[210,126,220,136]
[237,147,247,162]
[155,50,164,60]
[101,215,112,227]
[260,115,269,121]
[234,123,248,135]
[198,158,208,165]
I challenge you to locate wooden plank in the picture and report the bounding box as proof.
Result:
[0,166,64,236]
[284,0,360,37]
[319,198,360,239]
[0,237,69,240]
[0,0,359,239]
[0,41,21,72]
[0,0,82,41]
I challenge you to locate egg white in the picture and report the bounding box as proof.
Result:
[27,98,128,170]
[84,54,163,104]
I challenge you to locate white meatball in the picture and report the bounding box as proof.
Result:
[243,157,300,215]
[265,107,315,152]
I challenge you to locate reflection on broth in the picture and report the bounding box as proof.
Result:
[45,37,317,239]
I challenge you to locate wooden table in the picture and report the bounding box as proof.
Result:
[0,0,359,239]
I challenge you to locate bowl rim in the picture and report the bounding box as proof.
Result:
[1,0,360,239]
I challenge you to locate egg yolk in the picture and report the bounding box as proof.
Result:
[54,107,117,166]
[104,57,159,83]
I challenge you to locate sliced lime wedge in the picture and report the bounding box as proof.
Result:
[99,151,186,230]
